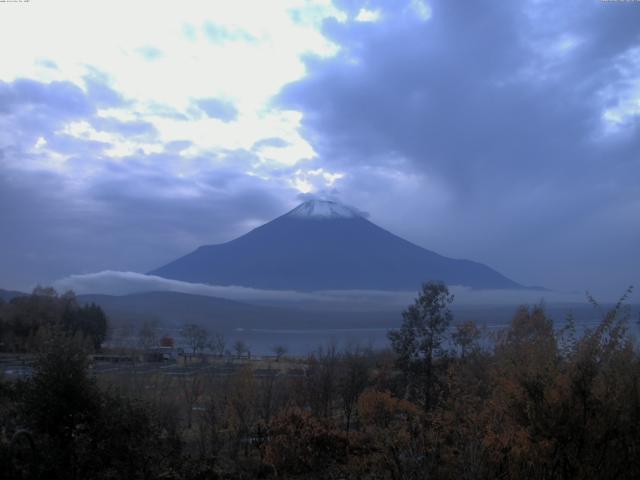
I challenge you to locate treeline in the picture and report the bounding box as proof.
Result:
[0,331,181,480]
[1,283,640,479]
[0,287,108,351]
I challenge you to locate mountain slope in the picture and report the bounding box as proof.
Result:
[77,291,395,330]
[150,200,521,291]
[0,288,27,302]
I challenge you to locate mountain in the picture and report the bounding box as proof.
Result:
[150,199,522,291]
[78,291,286,329]
[80,291,615,333]
[77,291,396,330]
[0,288,27,302]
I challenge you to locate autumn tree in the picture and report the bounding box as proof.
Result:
[551,288,640,478]
[226,366,258,458]
[264,408,347,476]
[338,345,370,433]
[354,389,428,479]
[8,327,182,479]
[388,281,454,409]
[451,320,482,358]
[305,343,339,418]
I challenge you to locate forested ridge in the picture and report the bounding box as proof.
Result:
[0,286,107,352]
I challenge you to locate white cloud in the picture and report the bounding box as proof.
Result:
[53,270,322,302]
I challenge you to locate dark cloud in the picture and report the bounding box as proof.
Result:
[277,0,640,295]
[164,140,193,153]
[45,133,110,155]
[0,78,93,117]
[194,97,239,122]
[0,78,99,153]
[90,116,158,139]
[0,75,142,158]
[1,2,638,298]
[146,102,190,120]
[0,76,297,290]
[0,149,295,290]
[83,69,126,108]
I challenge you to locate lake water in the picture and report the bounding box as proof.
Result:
[107,302,640,357]
[228,327,391,356]
[230,319,640,356]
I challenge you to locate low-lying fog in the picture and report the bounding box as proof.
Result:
[53,270,610,310]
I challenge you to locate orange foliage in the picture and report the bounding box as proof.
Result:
[263,407,347,476]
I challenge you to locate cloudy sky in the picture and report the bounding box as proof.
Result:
[0,0,638,297]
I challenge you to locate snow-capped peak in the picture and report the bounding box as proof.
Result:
[286,200,362,220]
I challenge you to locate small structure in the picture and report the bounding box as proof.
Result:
[144,346,178,362]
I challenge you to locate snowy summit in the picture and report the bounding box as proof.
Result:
[285,200,362,220]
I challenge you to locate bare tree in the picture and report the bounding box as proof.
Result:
[234,339,248,359]
[181,323,208,358]
[179,372,205,429]
[118,320,134,344]
[273,344,287,362]
[138,319,160,349]
[210,332,226,357]
[198,380,226,460]
[257,366,285,424]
